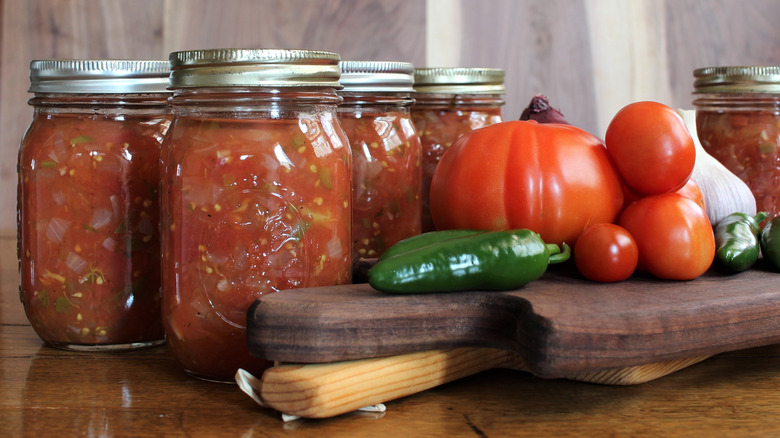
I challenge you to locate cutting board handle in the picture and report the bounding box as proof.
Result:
[255,348,520,418]
[248,348,711,419]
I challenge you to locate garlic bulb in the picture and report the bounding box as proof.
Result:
[676,109,756,225]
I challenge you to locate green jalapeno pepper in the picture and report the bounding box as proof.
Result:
[714,211,767,273]
[368,229,570,294]
[760,215,780,271]
[378,229,485,262]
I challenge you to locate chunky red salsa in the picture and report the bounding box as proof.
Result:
[339,111,422,260]
[697,110,780,219]
[18,112,169,348]
[412,103,503,232]
[162,115,352,381]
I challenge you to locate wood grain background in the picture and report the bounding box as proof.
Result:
[1,0,779,231]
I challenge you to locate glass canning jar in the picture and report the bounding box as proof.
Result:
[411,67,505,232]
[162,49,353,382]
[693,66,780,220]
[338,61,422,261]
[18,59,171,351]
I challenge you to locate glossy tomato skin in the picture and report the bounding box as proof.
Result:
[605,101,695,196]
[618,193,715,280]
[676,178,706,211]
[430,120,624,246]
[574,223,638,282]
[623,178,705,211]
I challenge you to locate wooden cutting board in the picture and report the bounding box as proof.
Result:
[246,266,780,379]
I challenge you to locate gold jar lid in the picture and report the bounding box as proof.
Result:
[413,67,505,94]
[168,48,342,89]
[693,66,780,94]
[28,59,170,94]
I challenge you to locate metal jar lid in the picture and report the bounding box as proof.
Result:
[28,60,171,94]
[338,61,415,93]
[413,67,505,94]
[168,48,342,89]
[693,66,780,94]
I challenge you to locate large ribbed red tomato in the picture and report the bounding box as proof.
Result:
[429,120,625,246]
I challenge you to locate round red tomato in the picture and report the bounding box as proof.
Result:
[574,223,638,282]
[618,193,714,280]
[430,121,625,246]
[605,101,695,196]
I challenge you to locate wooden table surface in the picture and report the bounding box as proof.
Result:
[3,229,780,437]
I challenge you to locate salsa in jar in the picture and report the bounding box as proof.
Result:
[338,61,422,260]
[412,68,505,232]
[693,66,780,221]
[18,60,171,350]
[163,49,352,382]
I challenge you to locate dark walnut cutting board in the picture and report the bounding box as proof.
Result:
[246,266,780,379]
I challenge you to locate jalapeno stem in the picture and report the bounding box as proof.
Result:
[753,211,768,226]
[547,242,571,264]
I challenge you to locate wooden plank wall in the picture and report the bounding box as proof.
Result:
[1,0,779,231]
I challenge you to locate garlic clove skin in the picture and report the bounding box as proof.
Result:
[676,109,757,226]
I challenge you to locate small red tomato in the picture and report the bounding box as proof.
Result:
[618,193,715,280]
[605,101,695,196]
[574,223,638,282]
